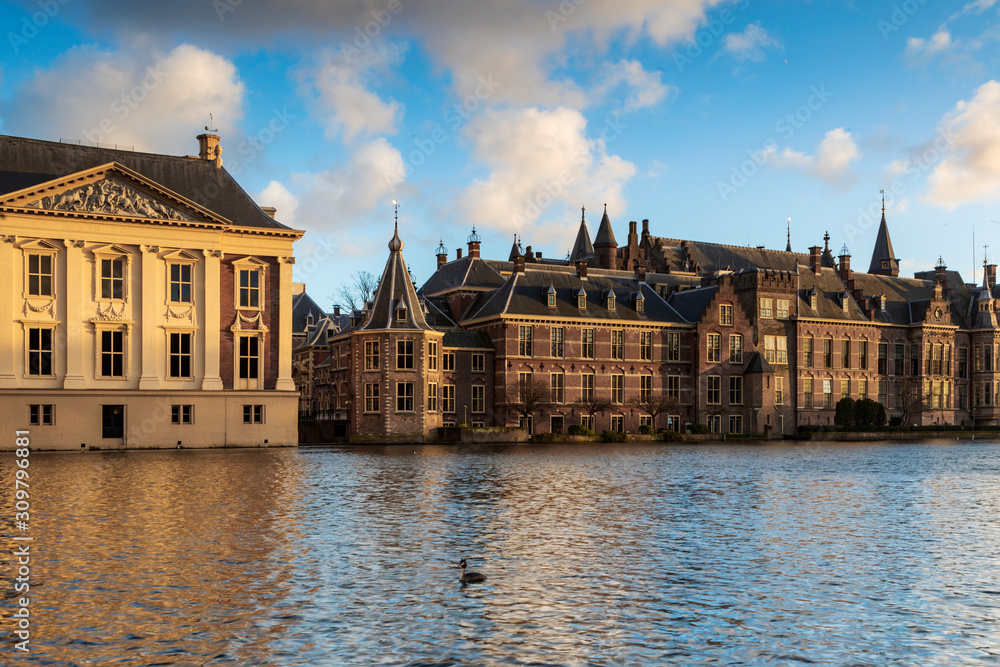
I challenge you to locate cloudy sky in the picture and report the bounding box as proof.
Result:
[2,0,1000,302]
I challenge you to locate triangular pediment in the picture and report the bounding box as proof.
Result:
[0,163,231,226]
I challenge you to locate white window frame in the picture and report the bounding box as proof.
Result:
[232,256,268,311]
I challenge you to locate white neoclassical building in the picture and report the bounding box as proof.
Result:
[0,133,304,450]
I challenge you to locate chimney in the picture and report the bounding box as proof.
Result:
[467,227,481,259]
[513,253,525,274]
[838,252,851,283]
[524,245,533,262]
[935,259,948,287]
[197,133,223,168]
[987,264,995,288]
[535,251,542,260]
[333,305,341,317]
[261,206,277,219]
[642,219,650,237]
[456,248,463,260]
[809,246,822,274]
[436,240,448,270]
[575,260,588,278]
[635,262,646,281]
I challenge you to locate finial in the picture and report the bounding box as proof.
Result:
[604,203,607,213]
[823,231,830,252]
[581,205,585,221]
[786,217,791,252]
[204,112,218,133]
[393,199,398,231]
[936,255,946,269]
[984,244,989,265]
[881,189,885,214]
[467,225,481,244]
[839,244,851,257]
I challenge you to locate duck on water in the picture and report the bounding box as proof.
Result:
[458,559,487,583]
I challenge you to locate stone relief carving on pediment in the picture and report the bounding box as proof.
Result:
[25,178,195,222]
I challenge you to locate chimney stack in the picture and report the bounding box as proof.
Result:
[809,246,822,274]
[513,253,525,274]
[456,248,463,260]
[934,258,948,287]
[575,260,588,278]
[987,264,996,288]
[642,219,650,237]
[635,262,646,281]
[467,226,482,259]
[436,240,448,270]
[838,250,851,283]
[197,133,223,168]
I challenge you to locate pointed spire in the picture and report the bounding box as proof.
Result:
[508,234,523,261]
[569,205,594,264]
[868,190,899,276]
[594,203,617,247]
[786,217,792,252]
[388,200,402,252]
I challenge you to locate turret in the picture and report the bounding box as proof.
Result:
[593,204,618,270]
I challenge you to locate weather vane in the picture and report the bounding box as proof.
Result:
[205,113,217,133]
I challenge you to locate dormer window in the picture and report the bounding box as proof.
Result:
[635,292,645,313]
[546,285,556,307]
[607,291,616,310]
[880,295,886,311]
[396,306,407,321]
[576,288,587,309]
[809,289,817,310]
[842,292,849,313]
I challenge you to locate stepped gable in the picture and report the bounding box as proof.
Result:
[0,134,287,229]
[357,225,434,331]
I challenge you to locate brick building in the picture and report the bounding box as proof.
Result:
[326,202,996,441]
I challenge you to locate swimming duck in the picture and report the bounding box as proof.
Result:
[458,558,487,583]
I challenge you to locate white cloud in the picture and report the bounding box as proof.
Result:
[457,106,636,240]
[768,128,860,187]
[593,60,674,114]
[723,22,781,62]
[2,43,243,154]
[301,46,402,142]
[905,27,955,61]
[254,181,299,227]
[927,80,1000,207]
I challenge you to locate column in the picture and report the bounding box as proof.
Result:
[275,256,296,391]
[201,249,223,390]
[0,236,16,386]
[62,239,88,389]
[138,245,161,390]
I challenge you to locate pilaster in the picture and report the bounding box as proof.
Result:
[202,249,223,390]
[0,236,16,386]
[62,239,88,389]
[139,245,161,390]
[275,256,296,391]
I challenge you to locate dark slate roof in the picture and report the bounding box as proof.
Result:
[649,236,835,274]
[357,227,435,331]
[442,330,494,349]
[419,256,507,296]
[292,291,327,335]
[743,352,774,374]
[0,135,291,230]
[868,211,900,275]
[666,285,719,324]
[847,272,961,326]
[798,267,868,322]
[423,297,458,328]
[593,206,617,247]
[569,213,594,263]
[465,267,686,324]
[304,316,334,347]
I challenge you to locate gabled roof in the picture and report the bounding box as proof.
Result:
[292,291,327,335]
[666,285,719,324]
[357,226,435,331]
[0,135,292,231]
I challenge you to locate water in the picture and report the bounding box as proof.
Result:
[3,441,1000,666]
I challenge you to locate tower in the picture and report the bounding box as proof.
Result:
[593,204,619,270]
[868,192,900,277]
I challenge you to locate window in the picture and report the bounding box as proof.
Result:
[640,375,652,401]
[238,335,259,379]
[168,332,193,378]
[238,268,261,309]
[365,383,380,412]
[841,378,850,401]
[581,374,595,401]
[858,340,868,370]
[582,329,595,359]
[396,306,407,321]
[365,341,380,370]
[396,340,414,369]
[880,380,889,407]
[443,352,455,371]
[27,327,54,376]
[640,331,652,361]
[518,326,533,356]
[932,344,943,376]
[640,415,652,428]
[667,375,680,400]
[612,375,624,403]
[775,376,783,404]
[707,334,721,363]
[550,328,564,357]
[764,336,786,364]
[517,372,533,400]
[396,382,414,411]
[100,329,125,378]
[960,383,968,410]
[242,404,264,424]
[581,415,594,431]
[551,373,565,403]
[443,385,455,413]
[803,377,813,408]
[945,345,952,376]
[610,415,624,432]
[472,385,485,413]
[776,299,789,319]
[667,332,680,361]
[729,376,742,405]
[730,335,742,364]
[169,263,193,303]
[607,295,616,310]
[636,296,644,313]
[809,291,818,310]
[878,342,888,374]
[803,336,813,367]
[823,338,832,368]
[709,415,722,434]
[29,404,53,425]
[27,253,54,297]
[729,415,743,434]
[611,330,624,360]
[720,304,733,325]
[842,340,851,369]
[101,257,125,300]
[859,378,868,401]
[760,299,773,318]
[171,405,193,425]
[707,375,721,404]
[427,383,438,411]
[472,353,485,373]
[578,293,587,309]
[911,345,919,376]
[822,379,833,408]
[895,343,905,376]
[428,342,438,371]
[959,347,968,378]
[547,292,556,307]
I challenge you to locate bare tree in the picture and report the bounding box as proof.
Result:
[895,375,922,425]
[332,270,378,312]
[502,379,553,439]
[627,395,681,431]
[572,394,613,430]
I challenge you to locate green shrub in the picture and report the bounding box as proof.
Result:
[534,432,560,443]
[835,397,856,427]
[660,430,682,442]
[567,424,594,436]
[638,424,654,435]
[854,398,886,428]
[599,430,628,443]
[690,423,710,434]
[888,416,903,427]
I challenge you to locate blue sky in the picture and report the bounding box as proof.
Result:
[2,0,1000,304]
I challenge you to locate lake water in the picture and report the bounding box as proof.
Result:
[2,441,1000,666]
